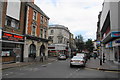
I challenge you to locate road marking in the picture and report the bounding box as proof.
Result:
[48,63,52,64]
[85,68,120,73]
[5,74,8,75]
[42,65,47,67]
[66,68,80,78]
[104,71,120,73]
[85,68,96,70]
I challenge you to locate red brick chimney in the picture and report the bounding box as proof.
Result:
[31,0,34,3]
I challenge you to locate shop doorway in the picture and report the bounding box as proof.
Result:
[29,44,36,60]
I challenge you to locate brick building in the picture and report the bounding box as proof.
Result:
[1,0,26,63]
[24,2,49,62]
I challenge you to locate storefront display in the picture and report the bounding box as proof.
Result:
[2,31,24,63]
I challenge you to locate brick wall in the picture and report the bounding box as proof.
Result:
[2,2,26,35]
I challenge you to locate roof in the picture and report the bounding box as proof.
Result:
[27,2,50,19]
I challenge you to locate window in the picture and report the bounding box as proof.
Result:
[45,19,48,24]
[33,11,37,20]
[41,16,44,24]
[6,18,11,26]
[58,37,62,43]
[5,16,19,29]
[32,26,36,36]
[40,29,43,38]
[48,36,53,40]
[44,30,47,39]
[48,36,53,42]
[50,30,54,35]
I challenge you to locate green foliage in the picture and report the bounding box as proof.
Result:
[75,34,84,52]
[85,39,94,52]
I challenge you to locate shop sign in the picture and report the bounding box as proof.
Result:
[115,40,120,43]
[2,32,24,42]
[48,47,55,49]
[111,31,120,37]
[112,39,120,46]
[105,42,112,48]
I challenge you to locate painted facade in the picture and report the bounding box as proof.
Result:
[48,25,71,57]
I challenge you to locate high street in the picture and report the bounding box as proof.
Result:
[2,58,119,78]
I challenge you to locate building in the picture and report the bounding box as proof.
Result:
[1,0,26,63]
[96,11,102,56]
[100,0,120,64]
[24,2,49,62]
[0,1,3,53]
[48,25,71,57]
[69,33,76,54]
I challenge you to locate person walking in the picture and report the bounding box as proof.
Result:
[40,52,43,62]
[93,53,97,59]
[103,53,105,63]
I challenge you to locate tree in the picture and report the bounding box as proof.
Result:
[85,39,94,53]
[75,34,84,52]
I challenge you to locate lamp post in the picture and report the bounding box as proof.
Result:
[100,42,102,65]
[100,31,103,65]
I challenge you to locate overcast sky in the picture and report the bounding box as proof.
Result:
[35,0,104,41]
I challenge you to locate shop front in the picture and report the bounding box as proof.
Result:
[24,35,48,62]
[113,38,120,63]
[2,31,24,63]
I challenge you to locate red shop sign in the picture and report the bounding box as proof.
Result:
[2,32,24,42]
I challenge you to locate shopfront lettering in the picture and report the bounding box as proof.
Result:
[2,32,24,42]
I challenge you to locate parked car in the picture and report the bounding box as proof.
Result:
[57,54,67,60]
[70,56,86,67]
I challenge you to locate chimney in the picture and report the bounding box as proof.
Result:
[31,0,34,3]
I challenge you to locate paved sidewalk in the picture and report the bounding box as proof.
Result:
[2,57,57,70]
[86,57,120,72]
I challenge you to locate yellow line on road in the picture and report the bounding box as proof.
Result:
[85,68,120,73]
[104,71,120,73]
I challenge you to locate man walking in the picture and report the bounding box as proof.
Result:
[40,52,43,62]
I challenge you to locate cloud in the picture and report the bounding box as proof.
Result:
[35,0,104,40]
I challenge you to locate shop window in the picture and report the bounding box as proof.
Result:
[1,51,15,57]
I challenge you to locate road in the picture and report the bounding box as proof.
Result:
[2,58,119,78]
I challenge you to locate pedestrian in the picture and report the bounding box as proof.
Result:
[33,54,36,61]
[103,53,105,63]
[40,53,43,62]
[93,53,97,59]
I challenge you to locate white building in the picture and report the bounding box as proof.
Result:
[100,0,120,64]
[48,25,71,57]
